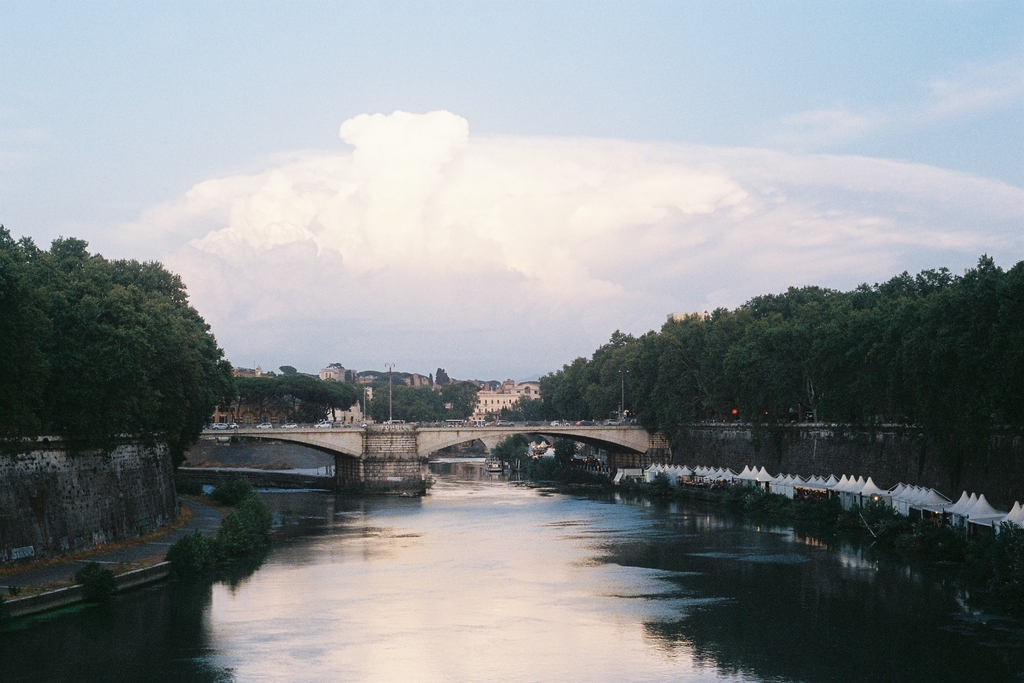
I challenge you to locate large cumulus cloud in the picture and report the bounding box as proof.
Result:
[139,110,1024,378]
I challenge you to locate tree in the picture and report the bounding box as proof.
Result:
[0,229,235,465]
[492,434,529,463]
[279,365,298,375]
[435,368,451,385]
[440,381,479,419]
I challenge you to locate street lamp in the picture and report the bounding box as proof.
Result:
[620,367,629,421]
[385,363,395,423]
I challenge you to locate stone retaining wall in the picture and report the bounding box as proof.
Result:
[664,424,1023,509]
[0,442,178,566]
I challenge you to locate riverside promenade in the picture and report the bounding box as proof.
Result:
[0,499,223,618]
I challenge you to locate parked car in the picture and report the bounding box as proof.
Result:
[256,422,274,429]
[282,423,298,429]
[315,421,333,428]
[211,423,229,430]
[549,420,562,426]
[496,420,514,427]
[227,423,239,430]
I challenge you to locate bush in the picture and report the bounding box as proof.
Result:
[174,473,204,496]
[215,494,274,557]
[210,475,253,506]
[166,530,216,578]
[962,523,1024,614]
[166,492,274,578]
[75,561,117,604]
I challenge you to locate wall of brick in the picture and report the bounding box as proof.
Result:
[0,442,178,566]
[660,424,1023,510]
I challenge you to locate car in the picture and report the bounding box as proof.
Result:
[604,419,621,426]
[211,423,229,430]
[256,422,274,429]
[549,420,562,426]
[496,420,514,427]
[315,421,333,428]
[227,423,239,430]
[282,423,298,429]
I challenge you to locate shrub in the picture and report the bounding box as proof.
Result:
[75,561,117,604]
[210,475,253,506]
[166,492,274,578]
[166,530,216,578]
[215,494,274,557]
[174,473,204,496]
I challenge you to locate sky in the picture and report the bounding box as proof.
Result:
[2,2,1022,380]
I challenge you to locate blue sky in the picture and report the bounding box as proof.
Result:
[2,2,1022,379]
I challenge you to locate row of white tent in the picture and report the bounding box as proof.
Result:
[643,463,1022,531]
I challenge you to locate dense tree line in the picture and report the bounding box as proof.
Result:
[0,227,235,464]
[367,382,479,422]
[234,375,361,423]
[540,257,1024,481]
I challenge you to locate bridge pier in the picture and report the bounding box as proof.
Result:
[334,425,428,492]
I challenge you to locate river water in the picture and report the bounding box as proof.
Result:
[3,464,1024,682]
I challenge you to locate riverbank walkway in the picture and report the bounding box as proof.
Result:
[0,498,223,601]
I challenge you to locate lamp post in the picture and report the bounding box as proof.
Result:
[620,367,628,421]
[385,363,395,423]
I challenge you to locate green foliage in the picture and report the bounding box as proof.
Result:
[75,561,118,604]
[499,397,546,422]
[541,257,1024,485]
[174,473,204,496]
[165,529,216,578]
[235,374,360,424]
[367,381,479,422]
[166,492,274,578]
[962,524,1024,614]
[210,475,254,506]
[278,365,297,375]
[215,494,274,556]
[440,381,480,419]
[492,434,529,462]
[0,227,234,463]
[553,438,578,468]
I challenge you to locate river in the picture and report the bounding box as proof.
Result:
[3,464,1023,682]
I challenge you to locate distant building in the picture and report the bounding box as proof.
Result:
[233,365,263,378]
[473,380,541,418]
[668,311,708,323]
[319,364,357,382]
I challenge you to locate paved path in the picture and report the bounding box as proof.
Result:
[0,499,224,590]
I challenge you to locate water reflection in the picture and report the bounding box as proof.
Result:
[2,473,1023,682]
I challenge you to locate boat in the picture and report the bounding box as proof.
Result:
[486,459,503,472]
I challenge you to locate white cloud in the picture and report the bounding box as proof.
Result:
[143,110,1024,379]
[767,56,1024,152]
[924,57,1024,119]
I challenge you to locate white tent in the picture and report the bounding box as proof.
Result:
[1002,502,1023,529]
[857,477,890,506]
[967,494,1007,528]
[908,488,951,514]
[839,476,866,510]
[946,491,971,516]
[823,474,840,489]
[951,493,980,527]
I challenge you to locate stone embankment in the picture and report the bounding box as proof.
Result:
[669,424,1023,509]
[0,441,178,568]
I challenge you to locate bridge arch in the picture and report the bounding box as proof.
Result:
[415,426,663,457]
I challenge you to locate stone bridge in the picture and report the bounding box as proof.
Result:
[200,424,669,490]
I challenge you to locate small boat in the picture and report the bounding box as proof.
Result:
[486,459,503,472]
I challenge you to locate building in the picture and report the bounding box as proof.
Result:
[233,365,263,378]
[319,364,357,382]
[473,380,541,419]
[668,312,708,323]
